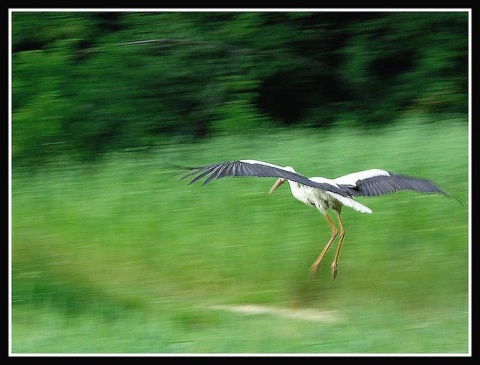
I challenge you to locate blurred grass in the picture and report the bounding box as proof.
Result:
[11,118,469,354]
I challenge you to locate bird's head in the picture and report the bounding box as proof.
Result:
[268,166,295,195]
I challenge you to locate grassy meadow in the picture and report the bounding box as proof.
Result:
[11,119,469,354]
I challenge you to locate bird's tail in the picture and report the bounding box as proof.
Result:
[328,192,372,214]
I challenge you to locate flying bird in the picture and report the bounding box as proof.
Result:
[182,159,447,279]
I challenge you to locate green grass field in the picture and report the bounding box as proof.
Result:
[11,119,470,354]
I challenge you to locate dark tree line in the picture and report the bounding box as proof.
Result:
[11,11,468,166]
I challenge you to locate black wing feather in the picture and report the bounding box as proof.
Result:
[182,160,351,197]
[203,163,231,185]
[341,172,447,197]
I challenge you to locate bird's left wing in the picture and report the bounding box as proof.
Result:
[334,169,447,197]
[181,160,351,197]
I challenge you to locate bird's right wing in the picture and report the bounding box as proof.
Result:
[181,160,351,197]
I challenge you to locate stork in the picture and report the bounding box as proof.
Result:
[182,159,447,279]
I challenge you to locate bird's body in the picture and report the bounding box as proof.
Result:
[285,174,372,214]
[182,159,447,279]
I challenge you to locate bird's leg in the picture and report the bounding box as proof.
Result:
[331,210,345,280]
[310,213,338,277]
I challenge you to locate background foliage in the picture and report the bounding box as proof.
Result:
[12,11,467,166]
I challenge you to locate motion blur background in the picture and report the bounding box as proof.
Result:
[10,10,469,354]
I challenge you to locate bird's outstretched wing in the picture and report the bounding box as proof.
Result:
[334,169,447,197]
[182,159,351,197]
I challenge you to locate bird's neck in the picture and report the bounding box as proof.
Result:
[286,180,309,204]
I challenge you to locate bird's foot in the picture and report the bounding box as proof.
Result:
[331,262,338,280]
[310,263,319,277]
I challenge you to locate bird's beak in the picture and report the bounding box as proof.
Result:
[268,178,285,195]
